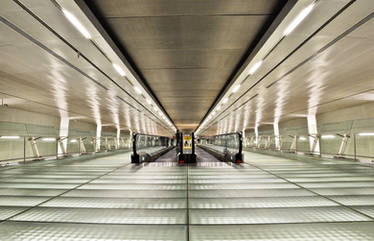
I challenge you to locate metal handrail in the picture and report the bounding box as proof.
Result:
[243,133,374,161]
[0,135,131,164]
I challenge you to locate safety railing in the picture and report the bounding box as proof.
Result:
[198,132,243,163]
[243,132,374,161]
[0,135,131,165]
[131,133,173,164]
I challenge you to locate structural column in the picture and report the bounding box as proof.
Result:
[116,126,120,150]
[274,122,280,150]
[307,115,320,154]
[58,117,69,156]
[254,125,259,146]
[96,123,102,152]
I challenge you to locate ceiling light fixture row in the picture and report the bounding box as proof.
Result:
[196,2,315,136]
[62,7,176,133]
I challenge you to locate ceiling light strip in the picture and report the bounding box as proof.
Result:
[199,0,356,134]
[62,9,91,39]
[50,0,176,131]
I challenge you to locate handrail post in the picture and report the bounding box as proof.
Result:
[354,133,357,161]
[23,136,26,163]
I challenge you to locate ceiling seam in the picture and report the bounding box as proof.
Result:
[78,0,177,129]
[200,0,358,134]
[194,0,295,132]
[10,0,171,131]
[210,10,374,132]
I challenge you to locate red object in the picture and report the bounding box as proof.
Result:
[179,160,184,163]
[237,160,241,164]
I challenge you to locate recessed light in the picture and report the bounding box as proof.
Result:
[284,3,315,36]
[232,85,240,93]
[248,61,263,75]
[134,87,142,94]
[0,136,20,139]
[63,9,91,39]
[112,64,126,76]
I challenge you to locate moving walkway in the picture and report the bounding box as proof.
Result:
[131,133,174,164]
[198,132,243,164]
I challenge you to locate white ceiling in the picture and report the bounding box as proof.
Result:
[0,0,176,136]
[197,0,374,136]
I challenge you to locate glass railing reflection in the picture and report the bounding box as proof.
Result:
[0,135,131,165]
[199,133,243,163]
[243,132,374,161]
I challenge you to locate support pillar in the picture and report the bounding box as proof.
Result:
[29,137,40,158]
[307,115,320,154]
[290,135,297,152]
[58,137,68,156]
[79,137,86,154]
[337,133,349,157]
[274,122,280,150]
[265,136,271,149]
[254,125,259,147]
[257,136,262,148]
[115,127,120,150]
[58,117,69,156]
[96,124,102,152]
[105,137,111,151]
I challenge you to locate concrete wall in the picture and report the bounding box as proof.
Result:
[0,107,108,161]
[245,102,374,159]
[0,107,59,160]
[317,103,374,158]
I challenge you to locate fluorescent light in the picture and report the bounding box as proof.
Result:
[222,97,228,104]
[232,85,240,93]
[112,64,126,76]
[146,99,152,105]
[284,3,315,36]
[42,137,56,142]
[134,87,142,94]
[70,139,77,143]
[0,136,20,139]
[248,61,263,75]
[299,136,306,141]
[62,9,91,39]
[321,135,335,139]
[216,105,221,111]
[358,133,374,136]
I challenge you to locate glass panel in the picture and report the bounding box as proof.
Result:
[136,135,169,155]
[0,137,25,162]
[200,133,240,155]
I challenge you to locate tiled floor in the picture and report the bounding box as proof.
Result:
[1,148,374,240]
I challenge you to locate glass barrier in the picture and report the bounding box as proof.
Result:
[198,132,242,163]
[135,134,170,156]
[0,135,131,164]
[243,132,374,161]
[355,133,374,159]
[201,134,239,154]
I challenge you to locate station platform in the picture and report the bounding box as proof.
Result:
[0,148,374,240]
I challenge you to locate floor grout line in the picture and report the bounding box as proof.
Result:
[1,161,133,223]
[186,162,190,241]
[243,161,374,221]
[4,219,374,226]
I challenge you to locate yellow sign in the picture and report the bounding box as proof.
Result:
[183,136,192,149]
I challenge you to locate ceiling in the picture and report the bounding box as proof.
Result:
[82,0,288,131]
[0,0,177,136]
[196,0,374,136]
[1,0,373,138]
